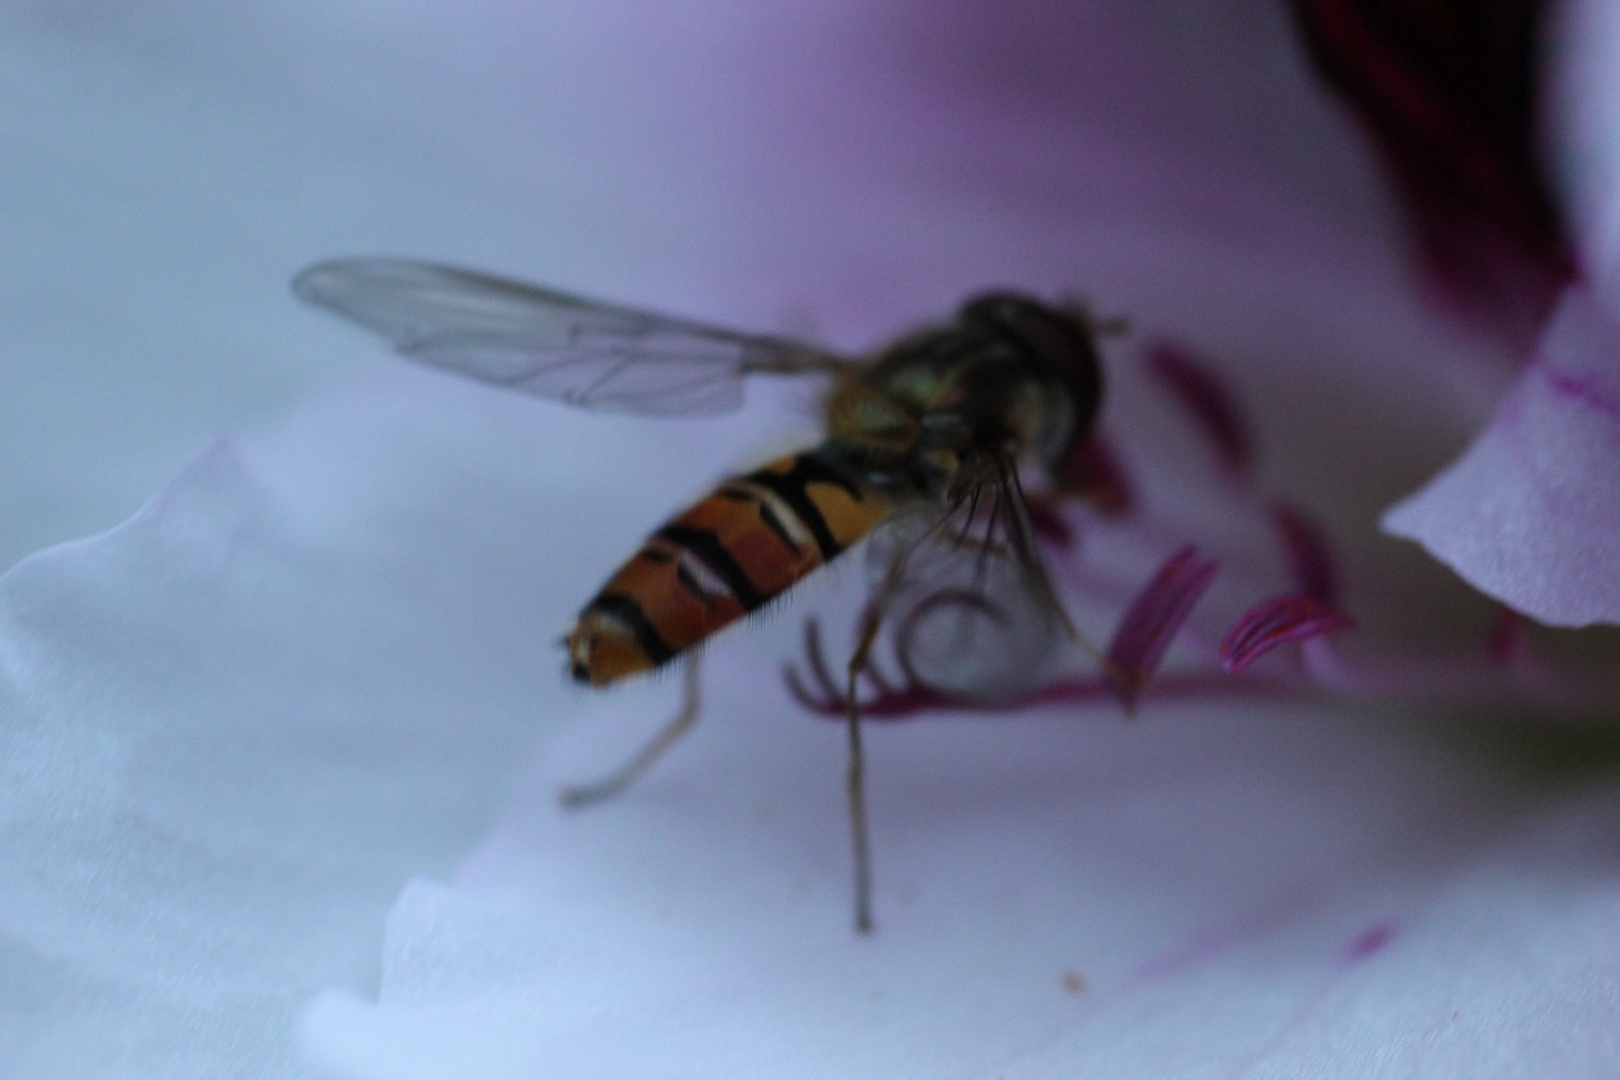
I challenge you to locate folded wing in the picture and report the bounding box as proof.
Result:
[866,450,1078,701]
[293,258,845,416]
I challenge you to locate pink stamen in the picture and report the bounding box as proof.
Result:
[1221,594,1354,674]
[1025,498,1075,549]
[1106,546,1220,711]
[1340,920,1399,966]
[783,617,955,720]
[1053,433,1132,515]
[1487,605,1527,667]
[1271,502,1341,604]
[1146,342,1252,478]
[784,605,1303,725]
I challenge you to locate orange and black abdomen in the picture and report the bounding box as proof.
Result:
[567,451,897,685]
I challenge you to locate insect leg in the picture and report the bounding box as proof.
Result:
[843,530,921,936]
[846,597,885,936]
[999,451,1107,659]
[560,654,702,808]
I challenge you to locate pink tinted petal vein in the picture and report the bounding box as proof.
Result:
[1383,285,1620,626]
[1541,367,1620,421]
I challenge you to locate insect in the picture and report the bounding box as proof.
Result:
[293,258,1110,933]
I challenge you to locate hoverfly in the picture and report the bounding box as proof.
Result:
[293,258,1111,933]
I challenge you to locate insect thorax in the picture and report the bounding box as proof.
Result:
[825,295,1098,498]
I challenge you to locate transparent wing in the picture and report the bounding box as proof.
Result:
[865,450,1077,701]
[292,258,847,416]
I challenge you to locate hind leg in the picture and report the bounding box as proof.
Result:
[560,654,702,808]
[845,623,880,934]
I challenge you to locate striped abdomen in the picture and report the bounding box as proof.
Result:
[567,451,896,686]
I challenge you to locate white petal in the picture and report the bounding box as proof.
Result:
[1384,286,1620,626]
[300,658,1620,1079]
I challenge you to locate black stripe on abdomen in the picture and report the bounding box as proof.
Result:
[744,453,861,560]
[655,525,768,611]
[588,593,675,665]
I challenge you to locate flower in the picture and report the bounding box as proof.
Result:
[2,4,1618,1079]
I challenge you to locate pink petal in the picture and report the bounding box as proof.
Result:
[1106,546,1219,709]
[1220,593,1355,673]
[1290,0,1573,346]
[1383,286,1620,626]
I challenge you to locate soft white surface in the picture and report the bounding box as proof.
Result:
[300,668,1620,1080]
[1,4,1614,1078]
[0,377,556,1076]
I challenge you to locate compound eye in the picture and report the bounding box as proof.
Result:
[961,290,1103,431]
[828,382,920,456]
